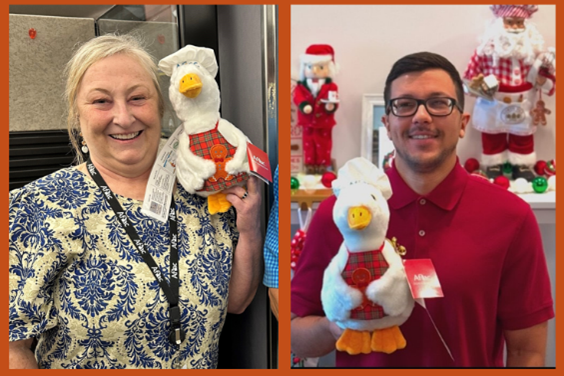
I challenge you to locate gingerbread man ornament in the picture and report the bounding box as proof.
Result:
[531,100,551,126]
[209,144,234,182]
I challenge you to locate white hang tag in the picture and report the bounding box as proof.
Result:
[415,298,455,363]
[297,206,313,231]
[141,126,184,223]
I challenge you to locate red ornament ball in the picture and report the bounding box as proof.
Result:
[493,175,510,190]
[464,158,480,173]
[534,160,547,176]
[321,171,337,188]
[545,159,556,176]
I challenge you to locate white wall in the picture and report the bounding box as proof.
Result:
[291,4,556,170]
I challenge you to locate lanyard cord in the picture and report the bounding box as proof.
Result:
[86,159,184,344]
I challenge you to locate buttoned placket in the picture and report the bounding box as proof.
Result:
[511,57,522,86]
[415,196,429,255]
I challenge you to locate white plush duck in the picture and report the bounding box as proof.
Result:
[159,45,250,214]
[321,157,414,355]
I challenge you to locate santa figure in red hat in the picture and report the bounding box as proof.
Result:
[293,44,339,174]
[464,5,555,181]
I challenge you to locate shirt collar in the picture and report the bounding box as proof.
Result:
[386,159,468,211]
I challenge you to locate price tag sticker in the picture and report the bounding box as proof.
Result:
[403,259,444,299]
[141,126,183,223]
[247,143,272,184]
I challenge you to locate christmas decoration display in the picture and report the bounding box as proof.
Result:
[293,44,339,175]
[534,160,548,175]
[548,175,556,191]
[290,229,306,270]
[301,174,317,192]
[321,157,414,355]
[321,171,337,188]
[464,5,556,182]
[493,175,510,190]
[291,176,300,190]
[513,178,531,194]
[159,45,250,214]
[464,158,556,194]
[291,207,313,270]
[291,80,305,175]
[464,158,480,173]
[545,159,556,176]
[531,100,551,126]
[382,151,395,172]
[532,176,549,193]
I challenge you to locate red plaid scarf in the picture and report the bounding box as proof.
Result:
[342,243,389,320]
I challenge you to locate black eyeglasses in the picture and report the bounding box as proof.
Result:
[387,97,463,117]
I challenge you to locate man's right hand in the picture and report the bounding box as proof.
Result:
[328,319,344,341]
[291,313,343,358]
[303,105,312,114]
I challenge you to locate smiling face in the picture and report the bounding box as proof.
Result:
[76,53,161,177]
[383,69,469,174]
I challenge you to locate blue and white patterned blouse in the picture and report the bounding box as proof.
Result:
[9,167,238,369]
[263,165,278,288]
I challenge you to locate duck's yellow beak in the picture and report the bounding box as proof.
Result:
[179,73,203,98]
[347,206,372,230]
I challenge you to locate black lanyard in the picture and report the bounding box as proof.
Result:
[86,159,185,345]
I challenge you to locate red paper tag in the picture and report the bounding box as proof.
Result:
[246,143,272,184]
[403,259,444,299]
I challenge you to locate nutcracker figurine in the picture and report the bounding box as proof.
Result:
[464,5,555,181]
[293,44,339,174]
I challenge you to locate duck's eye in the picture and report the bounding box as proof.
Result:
[371,194,377,200]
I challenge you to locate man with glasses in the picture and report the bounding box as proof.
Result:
[291,52,553,367]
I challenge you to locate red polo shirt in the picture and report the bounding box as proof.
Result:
[291,162,554,367]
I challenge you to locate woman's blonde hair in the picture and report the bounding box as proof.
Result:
[64,34,165,163]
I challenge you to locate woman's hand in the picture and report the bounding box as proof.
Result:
[223,176,264,314]
[223,176,262,237]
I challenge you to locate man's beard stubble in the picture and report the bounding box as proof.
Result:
[394,136,457,174]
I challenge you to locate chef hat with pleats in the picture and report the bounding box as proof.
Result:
[490,5,538,19]
[332,157,392,200]
[158,44,218,78]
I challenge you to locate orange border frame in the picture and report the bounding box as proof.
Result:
[4,0,561,374]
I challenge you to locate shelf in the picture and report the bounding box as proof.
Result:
[290,188,332,210]
[516,191,555,210]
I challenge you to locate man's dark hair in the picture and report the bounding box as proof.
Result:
[383,51,465,112]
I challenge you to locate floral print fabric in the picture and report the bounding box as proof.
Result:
[9,167,238,369]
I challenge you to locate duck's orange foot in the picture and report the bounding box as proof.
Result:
[208,193,232,215]
[336,328,371,355]
[371,326,406,354]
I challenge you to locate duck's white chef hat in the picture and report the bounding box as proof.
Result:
[332,157,392,200]
[158,44,218,78]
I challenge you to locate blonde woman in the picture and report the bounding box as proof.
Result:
[9,34,263,369]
